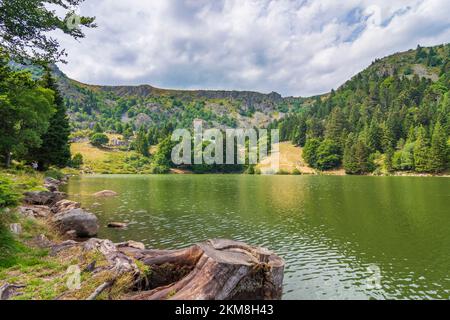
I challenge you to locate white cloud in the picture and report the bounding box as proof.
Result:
[55,0,450,96]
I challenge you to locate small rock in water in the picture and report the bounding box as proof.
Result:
[107,222,128,229]
[93,190,118,197]
[9,223,22,235]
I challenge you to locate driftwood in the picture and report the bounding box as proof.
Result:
[0,283,26,300]
[86,280,115,300]
[124,239,285,300]
[83,238,140,275]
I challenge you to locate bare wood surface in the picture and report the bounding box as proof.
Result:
[125,239,285,300]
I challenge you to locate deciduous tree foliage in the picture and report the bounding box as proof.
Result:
[0,0,96,63]
[0,52,55,167]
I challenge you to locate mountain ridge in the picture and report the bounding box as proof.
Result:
[46,43,448,132]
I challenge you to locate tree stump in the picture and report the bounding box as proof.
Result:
[124,239,285,300]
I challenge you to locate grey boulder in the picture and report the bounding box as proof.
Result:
[52,208,99,238]
[23,191,65,206]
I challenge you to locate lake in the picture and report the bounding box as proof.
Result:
[64,174,450,300]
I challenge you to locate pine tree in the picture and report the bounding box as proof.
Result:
[343,134,357,173]
[429,122,448,173]
[343,134,373,174]
[123,123,133,140]
[325,108,346,143]
[415,45,424,61]
[366,120,383,152]
[303,138,321,168]
[381,122,395,152]
[385,147,394,172]
[414,126,430,172]
[136,126,150,157]
[93,122,103,133]
[31,70,71,169]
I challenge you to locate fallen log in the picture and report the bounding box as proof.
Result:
[124,239,285,300]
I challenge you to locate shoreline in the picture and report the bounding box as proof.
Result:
[67,171,450,177]
[0,175,285,300]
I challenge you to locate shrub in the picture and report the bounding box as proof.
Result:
[246,165,256,174]
[45,168,64,180]
[71,153,83,169]
[151,164,170,174]
[393,142,415,171]
[0,176,20,208]
[90,133,109,147]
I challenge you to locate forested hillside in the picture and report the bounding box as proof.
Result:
[7,43,449,175]
[273,44,450,174]
[50,65,305,135]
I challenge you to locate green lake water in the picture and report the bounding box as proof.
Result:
[64,175,450,300]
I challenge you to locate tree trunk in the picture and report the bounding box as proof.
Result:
[123,239,285,300]
[5,151,11,168]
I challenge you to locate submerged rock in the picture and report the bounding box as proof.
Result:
[52,208,99,238]
[94,190,118,197]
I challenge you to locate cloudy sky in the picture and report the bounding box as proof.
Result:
[55,0,450,97]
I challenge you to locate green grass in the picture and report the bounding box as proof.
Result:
[0,207,138,300]
[71,140,153,174]
[0,207,69,299]
[0,169,46,196]
[0,222,48,269]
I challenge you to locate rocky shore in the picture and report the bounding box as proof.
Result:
[1,176,285,300]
